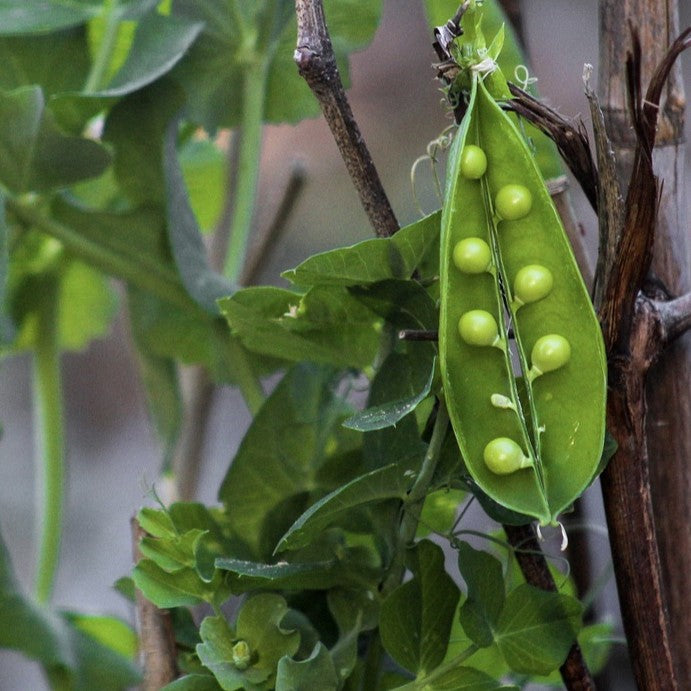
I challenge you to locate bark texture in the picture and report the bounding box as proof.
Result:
[599,2,690,685]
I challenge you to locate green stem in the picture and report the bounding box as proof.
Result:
[224,60,269,283]
[33,281,64,603]
[8,197,195,312]
[396,644,480,690]
[84,0,121,93]
[382,400,450,595]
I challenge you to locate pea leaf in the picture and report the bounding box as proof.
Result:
[275,642,339,691]
[380,540,460,676]
[219,363,363,559]
[457,542,506,647]
[164,675,222,690]
[163,116,235,314]
[494,584,582,675]
[414,666,518,690]
[0,0,96,34]
[0,86,110,193]
[219,285,382,370]
[0,527,140,688]
[128,288,182,465]
[216,557,359,591]
[169,0,382,130]
[344,358,435,431]
[282,211,440,287]
[349,279,438,331]
[103,77,185,205]
[362,350,430,472]
[275,464,412,552]
[96,12,203,96]
[0,28,90,97]
[0,193,14,344]
[415,488,466,538]
[132,558,230,609]
[197,596,300,691]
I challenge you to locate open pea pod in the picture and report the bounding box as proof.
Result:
[439,72,606,525]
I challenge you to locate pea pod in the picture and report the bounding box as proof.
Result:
[439,66,606,524]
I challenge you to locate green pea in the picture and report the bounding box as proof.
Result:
[530,334,571,376]
[495,184,532,220]
[453,237,492,274]
[483,437,533,475]
[460,144,488,179]
[513,264,554,305]
[439,56,606,525]
[458,310,499,346]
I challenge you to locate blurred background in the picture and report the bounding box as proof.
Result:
[1,0,689,687]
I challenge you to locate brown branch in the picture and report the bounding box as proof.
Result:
[240,163,307,285]
[294,0,399,237]
[594,19,691,690]
[131,518,178,689]
[503,524,596,691]
[657,291,691,345]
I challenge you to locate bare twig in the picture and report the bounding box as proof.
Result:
[503,524,596,691]
[131,518,177,689]
[657,292,691,344]
[240,163,307,285]
[294,0,399,237]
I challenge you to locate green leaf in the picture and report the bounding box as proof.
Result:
[8,235,118,354]
[417,666,517,690]
[96,12,203,96]
[415,488,466,539]
[0,524,139,688]
[457,542,505,647]
[275,642,339,690]
[0,192,14,343]
[129,288,182,465]
[63,612,137,660]
[219,363,362,558]
[216,557,355,591]
[328,587,379,681]
[283,211,440,287]
[164,675,222,690]
[163,117,235,314]
[344,359,434,431]
[349,279,438,331]
[0,28,90,97]
[494,584,582,675]
[362,351,429,472]
[219,285,382,370]
[380,540,460,676]
[276,464,411,553]
[0,86,110,193]
[103,77,185,205]
[169,0,382,129]
[0,0,96,35]
[138,506,177,538]
[139,529,208,573]
[197,596,300,691]
[132,558,230,608]
[180,138,227,232]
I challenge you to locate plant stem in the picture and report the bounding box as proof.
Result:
[8,197,196,312]
[84,0,121,93]
[381,400,449,596]
[395,644,480,690]
[223,60,268,283]
[33,281,64,604]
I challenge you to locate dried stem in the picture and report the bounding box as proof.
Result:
[131,518,177,689]
[294,0,399,237]
[594,16,691,689]
[503,524,596,691]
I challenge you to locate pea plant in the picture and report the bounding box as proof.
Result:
[1,0,689,690]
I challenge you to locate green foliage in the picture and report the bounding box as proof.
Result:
[0,0,618,688]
